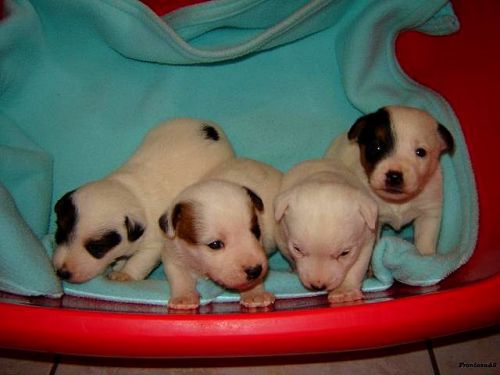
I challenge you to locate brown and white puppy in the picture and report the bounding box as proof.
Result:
[325,105,454,255]
[159,158,282,309]
[52,118,235,283]
[274,158,377,304]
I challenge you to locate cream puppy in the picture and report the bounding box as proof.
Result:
[159,158,282,309]
[274,158,378,303]
[53,118,235,283]
[326,105,454,255]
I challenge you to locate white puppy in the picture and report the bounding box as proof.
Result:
[274,158,378,303]
[325,105,454,255]
[53,118,235,283]
[159,158,282,309]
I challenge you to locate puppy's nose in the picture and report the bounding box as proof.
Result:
[56,268,72,280]
[385,170,403,187]
[310,283,327,291]
[245,264,263,280]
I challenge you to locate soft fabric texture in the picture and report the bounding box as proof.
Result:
[0,0,477,304]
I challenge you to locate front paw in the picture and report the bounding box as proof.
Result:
[328,288,363,304]
[168,294,200,310]
[108,271,134,281]
[240,291,276,308]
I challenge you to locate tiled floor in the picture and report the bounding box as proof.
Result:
[1,326,498,375]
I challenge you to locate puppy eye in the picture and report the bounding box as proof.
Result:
[292,245,304,257]
[415,148,427,158]
[365,140,385,161]
[207,240,224,250]
[339,249,351,258]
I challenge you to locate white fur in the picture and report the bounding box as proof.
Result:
[53,118,235,283]
[326,106,449,255]
[274,158,377,304]
[161,158,282,309]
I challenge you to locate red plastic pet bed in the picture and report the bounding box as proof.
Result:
[0,0,498,358]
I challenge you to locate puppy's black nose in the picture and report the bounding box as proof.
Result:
[385,170,403,187]
[57,268,72,280]
[310,283,326,291]
[245,265,263,280]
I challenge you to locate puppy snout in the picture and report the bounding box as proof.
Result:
[385,170,403,188]
[56,268,72,281]
[310,283,327,291]
[244,264,263,281]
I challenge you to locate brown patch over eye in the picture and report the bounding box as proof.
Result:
[172,202,200,245]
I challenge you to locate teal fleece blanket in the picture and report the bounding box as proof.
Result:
[0,0,477,304]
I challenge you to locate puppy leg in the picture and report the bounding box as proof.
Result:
[328,239,374,304]
[108,240,162,281]
[413,209,441,255]
[240,282,275,308]
[163,259,200,310]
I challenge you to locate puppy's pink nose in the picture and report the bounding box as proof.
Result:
[245,265,262,280]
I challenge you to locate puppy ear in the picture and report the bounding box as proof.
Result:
[348,115,368,141]
[437,123,455,154]
[243,187,264,212]
[54,189,77,245]
[357,193,378,232]
[168,202,198,243]
[158,212,170,236]
[348,107,388,141]
[124,216,145,242]
[274,189,292,222]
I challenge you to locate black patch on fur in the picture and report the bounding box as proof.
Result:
[437,123,455,154]
[54,190,77,245]
[158,212,168,234]
[84,230,122,259]
[250,213,261,240]
[348,108,394,175]
[243,187,264,212]
[125,216,145,242]
[201,124,220,141]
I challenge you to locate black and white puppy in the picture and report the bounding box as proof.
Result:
[53,118,235,283]
[326,105,454,255]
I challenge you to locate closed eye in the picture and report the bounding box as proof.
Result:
[292,244,305,257]
[207,240,224,250]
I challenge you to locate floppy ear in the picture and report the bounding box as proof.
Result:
[357,193,378,231]
[165,202,198,243]
[348,107,388,141]
[158,211,170,237]
[243,187,264,212]
[54,189,77,245]
[437,123,455,154]
[125,216,145,242]
[274,189,293,222]
[348,114,368,141]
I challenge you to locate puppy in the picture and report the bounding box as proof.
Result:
[325,105,454,255]
[52,118,235,283]
[274,158,377,303]
[158,158,282,309]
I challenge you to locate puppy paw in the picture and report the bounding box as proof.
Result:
[240,291,276,308]
[108,271,134,282]
[328,289,363,304]
[168,294,200,310]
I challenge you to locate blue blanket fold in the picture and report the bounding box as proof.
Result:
[0,0,477,305]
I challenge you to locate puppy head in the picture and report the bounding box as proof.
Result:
[159,180,268,291]
[52,180,145,283]
[275,182,377,292]
[348,106,454,202]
